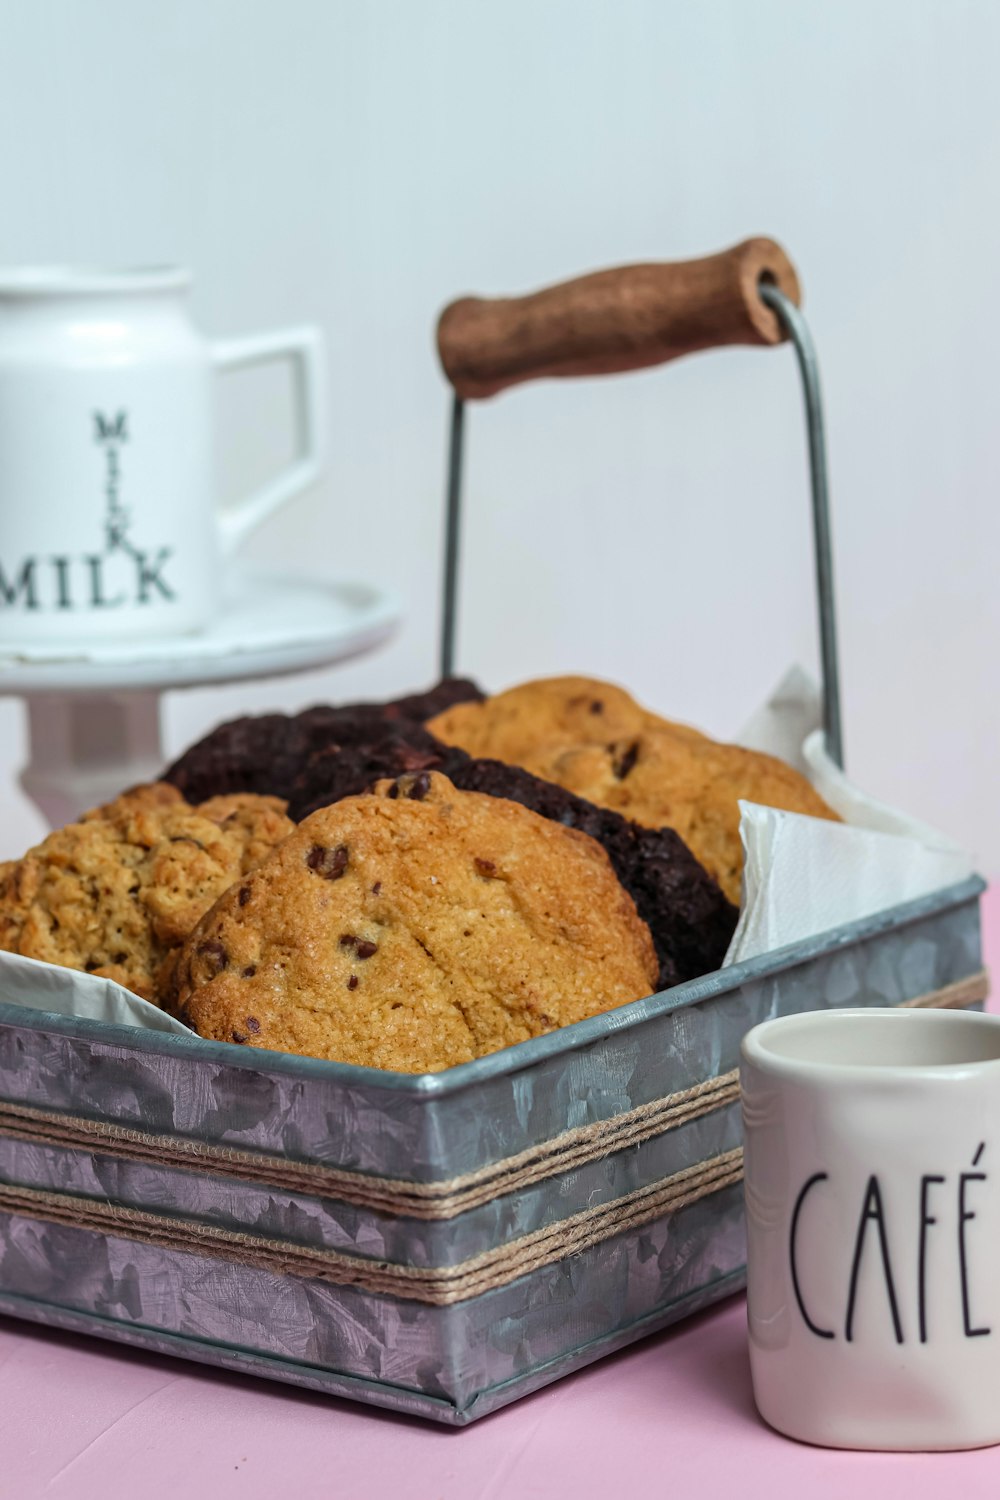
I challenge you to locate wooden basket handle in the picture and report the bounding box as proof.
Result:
[437,237,801,400]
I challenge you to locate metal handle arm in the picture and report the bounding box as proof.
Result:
[439,282,843,768]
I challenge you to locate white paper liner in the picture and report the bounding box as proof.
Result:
[0,667,977,1030]
[726,668,975,965]
[0,948,191,1036]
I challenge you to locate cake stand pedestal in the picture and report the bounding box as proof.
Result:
[0,564,400,827]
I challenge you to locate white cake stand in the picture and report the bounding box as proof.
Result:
[0,564,400,826]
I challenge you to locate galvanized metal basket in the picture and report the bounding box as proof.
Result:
[0,239,986,1424]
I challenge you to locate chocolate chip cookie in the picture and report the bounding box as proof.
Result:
[167,772,659,1073]
[0,785,295,999]
[426,675,707,762]
[288,732,736,990]
[530,729,839,904]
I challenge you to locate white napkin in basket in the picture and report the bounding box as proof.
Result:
[0,948,192,1036]
[725,669,975,965]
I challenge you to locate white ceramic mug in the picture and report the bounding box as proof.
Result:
[0,265,327,645]
[741,1006,1000,1451]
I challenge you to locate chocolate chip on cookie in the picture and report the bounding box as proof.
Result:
[306,843,349,879]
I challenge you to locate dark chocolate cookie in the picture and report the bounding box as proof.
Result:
[163,678,484,805]
[376,678,486,723]
[286,722,451,811]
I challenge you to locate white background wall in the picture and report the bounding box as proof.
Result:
[0,0,997,870]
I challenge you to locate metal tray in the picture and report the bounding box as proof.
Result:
[0,877,984,1424]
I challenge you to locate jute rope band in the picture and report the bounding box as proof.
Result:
[0,1069,741,1220]
[899,971,987,1010]
[0,970,986,1221]
[0,1147,745,1305]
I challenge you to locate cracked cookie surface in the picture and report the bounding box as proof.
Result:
[0,784,294,999]
[167,772,658,1073]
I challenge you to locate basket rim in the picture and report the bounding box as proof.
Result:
[0,874,985,1098]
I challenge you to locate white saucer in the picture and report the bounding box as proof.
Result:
[0,565,401,695]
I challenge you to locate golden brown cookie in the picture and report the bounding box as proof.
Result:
[81,782,187,822]
[0,785,294,999]
[168,771,658,1073]
[535,730,839,904]
[427,675,706,763]
[194,794,296,871]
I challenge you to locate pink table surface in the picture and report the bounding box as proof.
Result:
[2,884,997,1500]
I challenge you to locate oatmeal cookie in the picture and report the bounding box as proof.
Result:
[167,772,659,1073]
[0,785,294,999]
[195,794,298,871]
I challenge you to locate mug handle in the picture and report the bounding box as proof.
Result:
[211,325,328,555]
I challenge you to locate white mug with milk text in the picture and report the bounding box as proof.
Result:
[0,265,327,646]
[741,1006,1000,1450]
